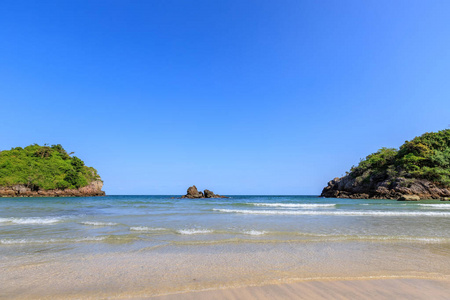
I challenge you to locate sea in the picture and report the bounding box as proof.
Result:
[1,195,450,298]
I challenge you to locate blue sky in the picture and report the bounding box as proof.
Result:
[1,1,450,195]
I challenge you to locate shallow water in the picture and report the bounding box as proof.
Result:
[2,195,450,250]
[1,195,450,298]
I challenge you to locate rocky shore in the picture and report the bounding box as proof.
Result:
[321,176,450,201]
[0,180,105,197]
[181,185,227,199]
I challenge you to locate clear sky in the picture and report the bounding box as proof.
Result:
[1,1,449,195]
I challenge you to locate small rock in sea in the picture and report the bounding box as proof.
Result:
[181,185,227,199]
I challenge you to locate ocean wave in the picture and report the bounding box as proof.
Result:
[242,230,267,235]
[251,203,336,208]
[318,235,450,244]
[0,236,107,245]
[80,221,118,226]
[418,204,450,209]
[0,239,54,245]
[213,209,450,217]
[291,235,450,244]
[366,236,449,243]
[0,217,62,225]
[130,226,167,231]
[177,229,213,235]
[170,235,450,246]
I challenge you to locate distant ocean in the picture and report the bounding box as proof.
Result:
[2,195,450,298]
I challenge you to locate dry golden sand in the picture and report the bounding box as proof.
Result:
[147,278,450,300]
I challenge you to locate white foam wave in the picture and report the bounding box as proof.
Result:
[0,217,61,225]
[243,230,267,235]
[80,221,118,226]
[312,235,450,244]
[130,226,166,231]
[213,209,450,217]
[418,204,450,209]
[375,236,448,243]
[0,239,50,245]
[251,203,336,208]
[177,229,213,235]
[0,236,107,245]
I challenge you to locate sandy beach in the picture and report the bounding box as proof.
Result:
[149,278,450,300]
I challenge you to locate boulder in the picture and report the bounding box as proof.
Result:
[204,189,216,198]
[398,195,421,201]
[187,185,199,196]
[182,185,204,198]
[182,186,227,199]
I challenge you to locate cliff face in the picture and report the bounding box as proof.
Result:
[321,176,450,200]
[0,180,105,197]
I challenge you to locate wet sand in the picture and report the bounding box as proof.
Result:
[2,239,450,299]
[149,278,450,300]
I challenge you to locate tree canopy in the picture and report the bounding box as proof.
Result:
[350,129,450,187]
[0,144,101,190]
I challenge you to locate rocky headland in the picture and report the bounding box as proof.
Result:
[321,129,450,201]
[181,185,227,199]
[0,180,105,197]
[321,176,450,200]
[0,144,105,197]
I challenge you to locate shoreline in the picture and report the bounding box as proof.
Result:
[147,277,450,300]
[2,240,450,299]
[3,276,449,299]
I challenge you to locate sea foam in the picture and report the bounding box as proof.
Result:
[251,203,336,208]
[213,208,450,217]
[418,204,450,209]
[80,221,118,226]
[0,236,107,245]
[0,217,61,225]
[177,229,213,235]
[130,226,166,231]
[243,230,267,235]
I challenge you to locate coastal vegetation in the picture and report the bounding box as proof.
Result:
[322,129,450,199]
[350,129,450,187]
[0,144,101,190]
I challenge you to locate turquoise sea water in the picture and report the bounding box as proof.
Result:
[1,195,450,254]
[2,195,450,297]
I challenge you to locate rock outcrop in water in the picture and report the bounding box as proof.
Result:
[321,129,450,200]
[0,144,105,197]
[181,185,227,199]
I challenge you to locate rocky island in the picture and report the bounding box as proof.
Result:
[321,129,450,200]
[182,185,227,198]
[0,144,105,197]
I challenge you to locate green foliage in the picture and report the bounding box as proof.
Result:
[351,147,398,177]
[349,129,450,187]
[71,156,84,171]
[0,144,101,190]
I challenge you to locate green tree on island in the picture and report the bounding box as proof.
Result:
[350,129,450,187]
[0,144,101,190]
